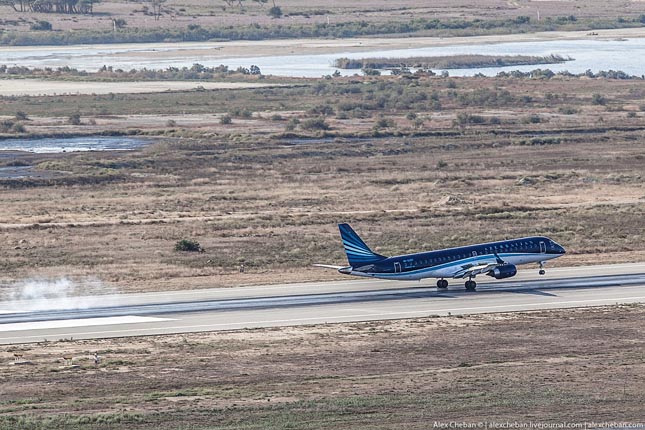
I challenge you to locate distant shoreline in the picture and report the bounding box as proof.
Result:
[0,27,644,62]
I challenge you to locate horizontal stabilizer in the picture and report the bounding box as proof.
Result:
[313,264,346,270]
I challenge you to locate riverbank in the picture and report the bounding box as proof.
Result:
[1,27,645,64]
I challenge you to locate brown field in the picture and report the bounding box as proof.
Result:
[1,305,644,428]
[2,0,645,35]
[0,74,643,293]
[0,13,644,426]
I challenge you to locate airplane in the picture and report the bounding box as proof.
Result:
[316,223,566,291]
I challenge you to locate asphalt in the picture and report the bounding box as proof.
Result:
[0,263,644,345]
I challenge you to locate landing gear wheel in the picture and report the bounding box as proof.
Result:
[539,261,546,276]
[539,269,546,275]
[465,280,477,291]
[437,279,448,289]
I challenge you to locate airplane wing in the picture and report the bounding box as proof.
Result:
[451,253,506,279]
[313,264,346,270]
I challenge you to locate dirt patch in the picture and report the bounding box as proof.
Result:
[0,80,287,97]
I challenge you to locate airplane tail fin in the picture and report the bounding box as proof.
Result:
[338,223,387,267]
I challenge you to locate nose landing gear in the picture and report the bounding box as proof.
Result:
[539,261,546,275]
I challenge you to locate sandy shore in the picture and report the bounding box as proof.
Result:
[1,27,644,62]
[0,80,285,96]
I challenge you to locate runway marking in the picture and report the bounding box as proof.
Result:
[2,294,644,342]
[0,316,174,332]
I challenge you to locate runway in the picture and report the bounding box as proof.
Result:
[1,263,644,344]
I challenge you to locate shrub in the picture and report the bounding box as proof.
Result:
[591,93,607,105]
[12,123,26,133]
[285,117,300,131]
[375,117,394,128]
[524,114,542,124]
[220,114,232,125]
[174,239,203,252]
[113,19,127,29]
[308,104,335,116]
[301,117,330,131]
[68,113,81,125]
[268,6,282,18]
[30,21,52,31]
[362,68,381,76]
[455,112,486,125]
[558,106,578,115]
[166,119,177,127]
[15,111,29,121]
[0,120,15,132]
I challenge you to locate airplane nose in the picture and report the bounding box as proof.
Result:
[559,245,566,254]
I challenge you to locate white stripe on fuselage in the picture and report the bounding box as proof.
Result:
[350,253,558,281]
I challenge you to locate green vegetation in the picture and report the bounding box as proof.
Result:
[335,54,571,70]
[0,64,264,81]
[2,0,98,14]
[67,113,81,125]
[0,119,26,133]
[268,6,282,18]
[29,20,52,31]
[0,15,644,46]
[174,239,203,252]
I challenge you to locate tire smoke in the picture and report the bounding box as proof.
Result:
[1,277,119,312]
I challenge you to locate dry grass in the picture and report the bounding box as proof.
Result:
[0,75,643,293]
[0,305,643,428]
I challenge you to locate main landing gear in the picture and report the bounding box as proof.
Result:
[465,279,477,291]
[437,278,476,291]
[539,261,546,276]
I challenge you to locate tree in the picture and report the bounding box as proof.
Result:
[222,0,272,11]
[268,5,281,18]
[79,0,97,14]
[149,0,164,20]
[0,0,20,11]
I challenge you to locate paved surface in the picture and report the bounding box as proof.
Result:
[0,263,644,344]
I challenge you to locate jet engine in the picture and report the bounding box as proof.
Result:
[487,264,517,279]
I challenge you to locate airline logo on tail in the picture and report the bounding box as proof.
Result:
[338,223,386,267]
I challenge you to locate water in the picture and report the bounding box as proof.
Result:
[0,37,644,77]
[0,136,149,153]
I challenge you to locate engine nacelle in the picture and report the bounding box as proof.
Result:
[487,264,517,279]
